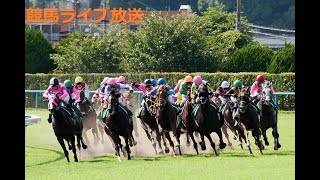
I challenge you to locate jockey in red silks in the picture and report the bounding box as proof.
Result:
[74,76,90,102]
[132,79,155,118]
[43,77,74,123]
[250,74,276,110]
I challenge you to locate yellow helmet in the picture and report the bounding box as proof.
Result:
[75,76,83,84]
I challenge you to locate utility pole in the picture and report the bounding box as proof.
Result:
[74,0,80,32]
[236,0,241,32]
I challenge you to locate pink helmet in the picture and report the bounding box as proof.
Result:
[107,78,116,85]
[193,75,202,85]
[117,76,126,83]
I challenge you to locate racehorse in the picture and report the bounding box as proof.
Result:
[139,95,166,155]
[194,84,226,156]
[236,89,264,154]
[258,82,281,150]
[47,93,87,162]
[181,89,199,154]
[105,91,134,161]
[156,85,182,156]
[77,90,105,145]
[121,90,140,138]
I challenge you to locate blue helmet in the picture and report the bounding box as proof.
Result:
[151,79,157,86]
[157,78,166,85]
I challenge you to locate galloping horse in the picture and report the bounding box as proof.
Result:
[121,90,139,138]
[258,82,281,150]
[139,95,165,155]
[105,91,134,161]
[181,89,199,154]
[156,85,182,156]
[236,90,264,154]
[77,90,105,145]
[194,84,226,156]
[47,93,87,162]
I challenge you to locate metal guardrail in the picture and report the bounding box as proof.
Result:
[25,90,144,111]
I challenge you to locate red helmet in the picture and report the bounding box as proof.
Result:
[256,75,265,82]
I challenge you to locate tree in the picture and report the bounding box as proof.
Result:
[268,43,295,73]
[120,13,217,72]
[223,43,273,72]
[51,25,125,73]
[25,27,55,73]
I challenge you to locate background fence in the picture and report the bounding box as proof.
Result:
[25,90,295,111]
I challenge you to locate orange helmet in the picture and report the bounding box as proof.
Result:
[184,76,193,83]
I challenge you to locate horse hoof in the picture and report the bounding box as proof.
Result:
[274,146,278,150]
[201,146,206,151]
[82,144,88,149]
[165,148,170,154]
[278,143,281,148]
[158,149,164,155]
[69,146,72,150]
[175,143,180,147]
[117,156,122,162]
[219,143,226,149]
[265,141,269,146]
[75,158,78,162]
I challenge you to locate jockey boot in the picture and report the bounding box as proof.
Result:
[250,101,260,115]
[48,113,52,123]
[66,104,76,119]
[233,111,238,126]
[137,108,142,118]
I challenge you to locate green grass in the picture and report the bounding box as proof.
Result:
[25,109,295,180]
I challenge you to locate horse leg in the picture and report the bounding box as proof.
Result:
[112,134,122,162]
[124,135,131,160]
[165,131,177,157]
[272,126,281,150]
[118,137,127,158]
[70,136,78,162]
[155,128,164,154]
[252,128,263,154]
[57,137,70,162]
[186,132,191,147]
[237,130,244,150]
[221,124,231,146]
[133,116,139,138]
[239,122,250,147]
[92,125,100,145]
[97,121,105,144]
[189,131,199,154]
[204,133,218,156]
[216,129,227,149]
[82,128,90,146]
[161,132,170,154]
[130,131,137,146]
[199,127,206,151]
[261,128,269,146]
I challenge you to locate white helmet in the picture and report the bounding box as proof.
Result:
[221,81,230,88]
[101,77,109,85]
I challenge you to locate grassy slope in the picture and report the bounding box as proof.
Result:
[25,109,294,180]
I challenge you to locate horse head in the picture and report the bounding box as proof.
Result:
[48,93,60,114]
[108,92,120,115]
[238,92,250,114]
[262,81,273,106]
[156,85,167,111]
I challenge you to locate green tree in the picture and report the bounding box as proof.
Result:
[268,43,295,73]
[223,43,273,72]
[25,27,55,73]
[51,25,124,73]
[120,13,217,72]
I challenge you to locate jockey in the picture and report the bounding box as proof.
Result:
[116,75,134,107]
[74,76,90,104]
[97,77,110,104]
[63,79,83,118]
[102,78,133,118]
[43,77,73,123]
[191,75,218,109]
[213,81,232,112]
[250,74,276,110]
[133,79,155,118]
[178,75,193,107]
[173,79,184,105]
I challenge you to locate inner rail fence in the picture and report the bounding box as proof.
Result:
[25,90,295,111]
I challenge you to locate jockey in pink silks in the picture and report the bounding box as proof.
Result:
[132,79,155,118]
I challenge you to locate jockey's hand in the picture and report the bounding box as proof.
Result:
[131,82,136,87]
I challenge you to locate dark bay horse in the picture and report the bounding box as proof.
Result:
[47,93,87,162]
[156,85,182,156]
[77,90,105,145]
[258,82,281,150]
[105,91,134,161]
[194,85,226,156]
[139,95,165,155]
[181,90,199,154]
[236,91,264,154]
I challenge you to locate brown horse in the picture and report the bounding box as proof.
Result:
[258,82,281,150]
[77,90,105,145]
[236,91,264,154]
[139,95,166,155]
[104,91,134,161]
[181,90,199,154]
[156,85,182,156]
[47,93,87,162]
[193,84,226,156]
